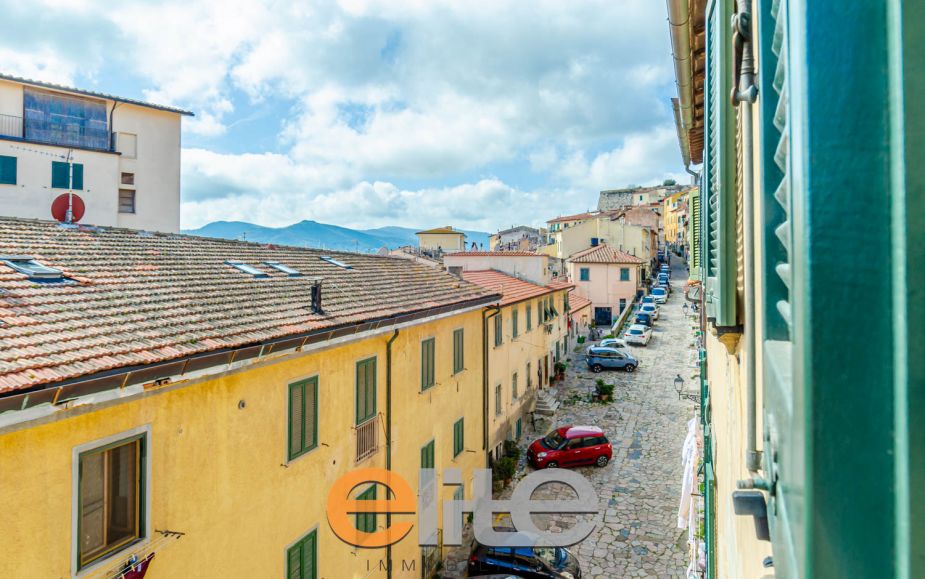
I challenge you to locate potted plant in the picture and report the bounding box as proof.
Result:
[503,439,521,461]
[595,379,615,402]
[554,361,567,380]
[493,456,517,487]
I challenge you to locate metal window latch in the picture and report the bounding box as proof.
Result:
[732,489,770,541]
[730,9,759,105]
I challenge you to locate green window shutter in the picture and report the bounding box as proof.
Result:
[355,485,377,533]
[453,329,464,374]
[356,358,377,424]
[494,315,503,347]
[51,161,69,189]
[512,308,519,338]
[495,384,502,415]
[580,267,590,281]
[620,268,630,281]
[526,305,532,331]
[0,155,16,185]
[690,191,702,279]
[288,530,317,579]
[71,163,84,190]
[420,440,435,468]
[288,378,318,460]
[453,418,464,457]
[421,338,435,390]
[703,0,737,327]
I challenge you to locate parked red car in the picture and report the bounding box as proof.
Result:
[527,426,612,469]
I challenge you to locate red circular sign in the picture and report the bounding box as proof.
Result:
[51,193,86,223]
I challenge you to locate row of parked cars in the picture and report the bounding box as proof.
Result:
[583,264,672,373]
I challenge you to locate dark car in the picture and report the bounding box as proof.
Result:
[634,313,653,327]
[527,425,613,469]
[468,545,582,578]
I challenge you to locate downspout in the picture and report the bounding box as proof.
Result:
[482,306,501,466]
[731,0,761,472]
[108,102,120,151]
[666,0,694,129]
[385,328,399,579]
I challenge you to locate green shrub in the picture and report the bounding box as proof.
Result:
[503,439,521,460]
[493,456,517,481]
[596,382,615,396]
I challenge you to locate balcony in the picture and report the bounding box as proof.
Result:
[355,415,380,463]
[0,113,113,152]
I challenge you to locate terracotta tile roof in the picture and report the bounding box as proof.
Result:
[567,244,644,264]
[547,211,599,224]
[461,270,561,307]
[416,227,465,235]
[446,251,541,257]
[568,292,592,312]
[0,218,497,394]
[546,279,575,291]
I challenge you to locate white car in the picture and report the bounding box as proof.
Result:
[638,303,659,320]
[650,287,668,304]
[600,337,631,350]
[623,324,653,346]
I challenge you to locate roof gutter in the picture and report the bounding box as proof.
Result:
[667,0,694,130]
[0,294,501,423]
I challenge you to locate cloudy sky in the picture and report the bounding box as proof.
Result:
[1,0,687,232]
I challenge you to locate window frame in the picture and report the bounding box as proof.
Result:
[620,267,630,281]
[493,314,503,347]
[72,426,151,576]
[421,439,435,469]
[119,189,136,214]
[579,267,590,281]
[452,328,465,374]
[453,417,465,458]
[512,307,519,338]
[288,376,319,461]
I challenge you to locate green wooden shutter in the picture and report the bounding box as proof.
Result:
[305,378,317,451]
[288,382,304,460]
[526,304,532,330]
[494,315,503,347]
[71,163,84,190]
[0,156,16,185]
[512,308,519,338]
[356,485,377,533]
[703,0,737,327]
[356,358,376,424]
[288,530,317,579]
[690,191,702,279]
[453,329,464,374]
[453,418,464,457]
[421,339,435,390]
[420,440,435,468]
[287,542,302,579]
[51,161,69,189]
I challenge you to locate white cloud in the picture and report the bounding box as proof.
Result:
[0,0,688,232]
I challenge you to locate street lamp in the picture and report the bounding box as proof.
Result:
[674,374,684,399]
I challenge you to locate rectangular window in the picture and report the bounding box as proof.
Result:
[453,418,464,457]
[421,338,436,391]
[356,358,377,425]
[288,377,318,461]
[119,189,136,214]
[24,88,109,150]
[512,307,519,338]
[355,485,377,533]
[515,418,523,440]
[494,314,503,347]
[619,298,626,312]
[121,172,135,185]
[453,329,464,374]
[620,267,630,281]
[495,384,502,416]
[116,133,137,158]
[512,373,518,400]
[526,304,532,331]
[52,161,83,189]
[0,155,16,185]
[78,435,145,569]
[527,362,532,388]
[287,530,317,579]
[421,439,435,469]
[580,267,590,281]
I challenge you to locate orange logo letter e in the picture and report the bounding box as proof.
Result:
[326,468,415,548]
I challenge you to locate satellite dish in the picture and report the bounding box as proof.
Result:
[51,193,85,223]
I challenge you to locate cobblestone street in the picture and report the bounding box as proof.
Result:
[444,258,700,578]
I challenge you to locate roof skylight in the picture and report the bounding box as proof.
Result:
[225,260,269,278]
[319,256,352,269]
[264,261,302,277]
[0,256,64,281]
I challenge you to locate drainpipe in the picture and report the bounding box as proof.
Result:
[666,0,694,130]
[731,0,761,473]
[385,328,399,579]
[482,306,501,466]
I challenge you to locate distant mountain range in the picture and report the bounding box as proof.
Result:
[182,220,491,253]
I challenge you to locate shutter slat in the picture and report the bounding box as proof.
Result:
[770,0,793,335]
[289,383,304,458]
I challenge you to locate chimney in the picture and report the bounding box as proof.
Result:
[311,283,323,314]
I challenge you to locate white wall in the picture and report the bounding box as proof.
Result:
[0,79,182,233]
[443,254,550,285]
[567,261,639,322]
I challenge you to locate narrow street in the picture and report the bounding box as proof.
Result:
[444,257,698,578]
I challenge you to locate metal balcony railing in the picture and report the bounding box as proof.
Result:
[355,415,379,463]
[0,114,22,139]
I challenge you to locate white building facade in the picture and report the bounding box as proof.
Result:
[0,75,192,233]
